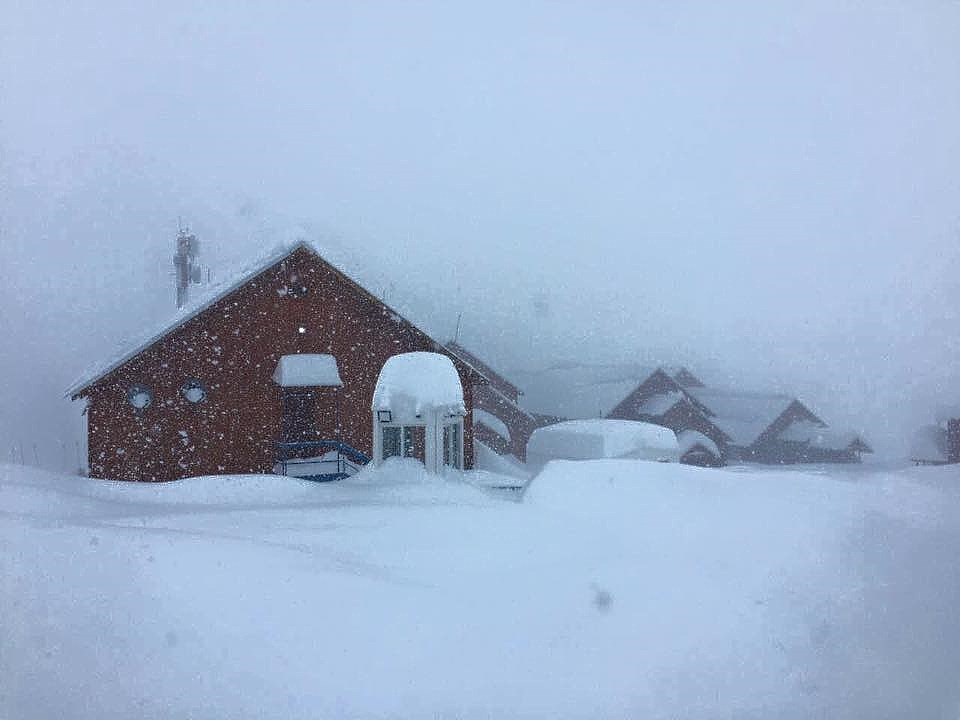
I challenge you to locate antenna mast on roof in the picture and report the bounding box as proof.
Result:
[173,222,205,309]
[453,312,463,344]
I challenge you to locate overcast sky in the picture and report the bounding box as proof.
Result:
[2,1,959,464]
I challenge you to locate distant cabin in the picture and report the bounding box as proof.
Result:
[515,363,871,466]
[67,242,483,481]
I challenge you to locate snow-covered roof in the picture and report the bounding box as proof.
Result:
[777,421,867,451]
[910,425,950,464]
[372,352,465,418]
[527,419,679,464]
[272,354,342,387]
[513,362,683,419]
[676,429,720,458]
[66,240,440,398]
[935,405,960,425]
[635,391,684,417]
[686,387,795,447]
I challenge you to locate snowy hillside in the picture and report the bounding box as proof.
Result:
[3,460,960,718]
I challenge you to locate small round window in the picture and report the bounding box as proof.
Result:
[181,379,207,403]
[127,384,153,410]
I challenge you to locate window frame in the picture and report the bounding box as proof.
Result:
[126,383,154,410]
[180,378,207,404]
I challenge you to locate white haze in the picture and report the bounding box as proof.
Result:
[2,2,959,464]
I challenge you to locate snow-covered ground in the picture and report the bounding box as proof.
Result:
[3,458,960,719]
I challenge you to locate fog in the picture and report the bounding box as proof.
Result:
[2,2,959,465]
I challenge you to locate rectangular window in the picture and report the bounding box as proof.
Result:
[403,426,426,462]
[383,425,425,463]
[443,423,461,468]
[382,426,402,459]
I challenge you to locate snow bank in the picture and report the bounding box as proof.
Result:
[272,353,342,387]
[474,441,530,480]
[677,428,720,457]
[527,418,678,471]
[473,408,510,439]
[372,351,465,418]
[5,461,960,719]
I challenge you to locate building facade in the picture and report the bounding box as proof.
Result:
[69,243,480,481]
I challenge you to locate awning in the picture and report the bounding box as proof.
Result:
[273,354,343,387]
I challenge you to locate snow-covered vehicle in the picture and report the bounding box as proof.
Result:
[525,418,680,473]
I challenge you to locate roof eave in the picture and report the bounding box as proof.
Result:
[66,240,473,399]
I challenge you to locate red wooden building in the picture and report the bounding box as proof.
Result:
[68,242,483,481]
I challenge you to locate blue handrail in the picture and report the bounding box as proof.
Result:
[275,439,371,480]
[276,440,370,464]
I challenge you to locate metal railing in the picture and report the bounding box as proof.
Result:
[275,440,371,480]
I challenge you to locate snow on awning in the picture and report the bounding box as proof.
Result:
[373,352,465,418]
[273,354,343,387]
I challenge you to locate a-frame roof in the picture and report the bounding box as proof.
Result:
[67,241,471,399]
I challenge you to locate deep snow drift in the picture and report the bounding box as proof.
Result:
[3,459,960,719]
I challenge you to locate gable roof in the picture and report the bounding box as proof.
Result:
[67,241,471,399]
[685,386,798,448]
[634,391,686,417]
[513,362,663,419]
[777,420,873,453]
[514,362,710,421]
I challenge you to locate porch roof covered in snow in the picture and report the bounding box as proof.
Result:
[272,354,343,387]
[372,352,465,419]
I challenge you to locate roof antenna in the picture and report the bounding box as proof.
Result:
[173,222,204,309]
[453,312,463,344]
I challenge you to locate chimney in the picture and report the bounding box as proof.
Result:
[173,227,201,309]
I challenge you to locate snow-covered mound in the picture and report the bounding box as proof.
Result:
[473,407,511,439]
[3,461,960,719]
[676,428,721,457]
[474,440,530,481]
[527,418,679,471]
